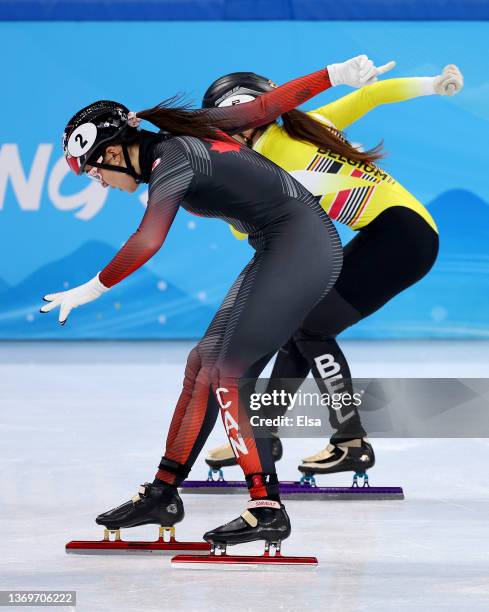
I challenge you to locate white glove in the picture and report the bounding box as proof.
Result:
[433,64,464,96]
[40,274,110,325]
[327,55,396,88]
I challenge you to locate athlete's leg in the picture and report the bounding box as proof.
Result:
[331,207,439,319]
[263,339,311,434]
[292,288,364,441]
[264,233,366,439]
[156,200,341,497]
[266,207,439,441]
[212,208,342,499]
[203,315,311,465]
[155,261,256,484]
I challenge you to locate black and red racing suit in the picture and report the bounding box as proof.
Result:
[98,68,343,499]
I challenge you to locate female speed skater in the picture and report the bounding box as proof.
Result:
[202,64,464,485]
[40,56,392,556]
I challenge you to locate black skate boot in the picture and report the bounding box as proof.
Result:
[96,482,184,530]
[66,483,211,555]
[205,433,283,481]
[203,499,291,552]
[172,500,318,568]
[298,438,375,487]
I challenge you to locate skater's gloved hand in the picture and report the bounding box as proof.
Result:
[40,274,110,325]
[327,55,396,88]
[432,64,464,96]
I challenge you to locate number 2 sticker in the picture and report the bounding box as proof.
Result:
[67,123,97,157]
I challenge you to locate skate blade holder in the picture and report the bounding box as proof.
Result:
[299,473,317,487]
[352,472,370,487]
[207,468,225,482]
[65,526,210,556]
[299,472,370,489]
[172,541,318,570]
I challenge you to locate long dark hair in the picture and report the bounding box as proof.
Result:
[281,109,383,164]
[137,97,384,164]
[137,96,233,142]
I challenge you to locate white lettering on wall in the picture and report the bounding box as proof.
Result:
[0,144,52,211]
[0,144,110,220]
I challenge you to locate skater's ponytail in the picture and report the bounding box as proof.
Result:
[137,98,384,165]
[137,96,232,142]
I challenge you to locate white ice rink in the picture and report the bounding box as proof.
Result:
[1,341,489,612]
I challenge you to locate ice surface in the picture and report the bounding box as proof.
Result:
[1,341,488,611]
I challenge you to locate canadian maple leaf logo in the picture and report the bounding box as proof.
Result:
[209,140,241,154]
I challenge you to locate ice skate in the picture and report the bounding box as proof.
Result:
[298,438,375,487]
[272,438,403,500]
[172,500,317,569]
[66,483,210,555]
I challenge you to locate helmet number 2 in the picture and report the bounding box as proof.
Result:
[66,122,97,157]
[75,133,88,149]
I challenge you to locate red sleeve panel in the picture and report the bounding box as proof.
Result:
[205,68,332,134]
[99,141,193,288]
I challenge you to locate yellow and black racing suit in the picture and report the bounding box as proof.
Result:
[231,78,439,440]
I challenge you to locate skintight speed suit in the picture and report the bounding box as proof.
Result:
[97,69,343,501]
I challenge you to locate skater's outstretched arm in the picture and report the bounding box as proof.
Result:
[203,68,332,135]
[98,141,191,288]
[40,140,192,322]
[312,65,464,130]
[202,55,395,135]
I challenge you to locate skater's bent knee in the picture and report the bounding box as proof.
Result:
[186,346,202,370]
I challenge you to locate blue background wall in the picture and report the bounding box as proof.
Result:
[0,19,488,338]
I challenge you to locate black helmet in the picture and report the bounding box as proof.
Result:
[63,100,141,181]
[202,72,274,109]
